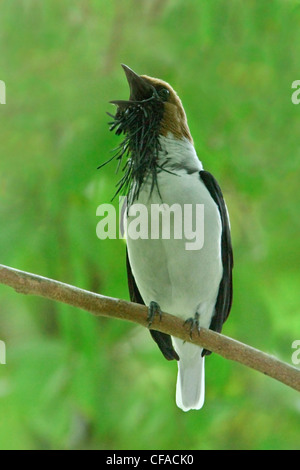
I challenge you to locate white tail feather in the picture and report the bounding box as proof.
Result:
[172,338,205,412]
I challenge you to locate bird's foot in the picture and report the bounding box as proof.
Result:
[184,312,201,340]
[147,301,162,328]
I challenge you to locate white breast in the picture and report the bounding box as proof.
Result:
[126,135,223,328]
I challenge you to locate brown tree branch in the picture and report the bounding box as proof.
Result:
[0,263,299,393]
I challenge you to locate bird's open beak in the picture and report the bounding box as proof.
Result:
[110,64,155,107]
[121,64,154,101]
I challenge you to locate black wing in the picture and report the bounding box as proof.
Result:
[126,249,179,361]
[200,171,233,353]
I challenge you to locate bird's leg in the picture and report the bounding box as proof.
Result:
[147,301,163,328]
[184,312,201,340]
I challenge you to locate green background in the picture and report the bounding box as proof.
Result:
[0,0,299,450]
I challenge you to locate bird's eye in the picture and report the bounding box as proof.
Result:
[158,87,170,102]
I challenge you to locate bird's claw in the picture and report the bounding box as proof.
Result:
[184,312,201,340]
[147,301,162,328]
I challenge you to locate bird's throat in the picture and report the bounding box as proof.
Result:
[103,98,165,203]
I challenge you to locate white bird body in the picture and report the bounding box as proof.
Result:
[107,65,233,412]
[126,134,223,411]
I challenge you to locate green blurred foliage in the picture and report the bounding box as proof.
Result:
[0,0,299,450]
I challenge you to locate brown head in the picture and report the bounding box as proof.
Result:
[106,65,193,201]
[111,64,193,144]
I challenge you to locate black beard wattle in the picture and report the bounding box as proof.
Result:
[99,97,164,204]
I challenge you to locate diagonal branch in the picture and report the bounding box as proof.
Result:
[0,263,299,393]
